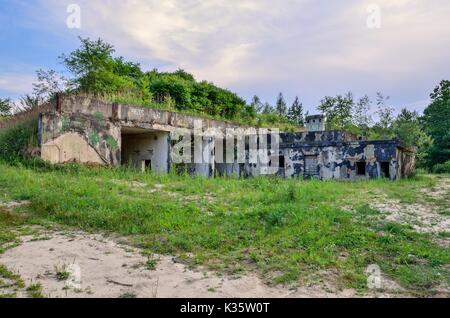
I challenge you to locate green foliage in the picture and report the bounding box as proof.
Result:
[432,160,450,174]
[61,37,140,94]
[58,37,254,123]
[352,95,373,138]
[0,98,12,117]
[275,93,287,117]
[422,80,450,167]
[392,108,433,167]
[318,92,354,129]
[287,96,304,125]
[26,283,44,298]
[0,162,448,293]
[0,120,38,161]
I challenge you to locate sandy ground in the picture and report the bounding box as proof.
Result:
[3,177,448,298]
[0,228,406,298]
[370,177,450,246]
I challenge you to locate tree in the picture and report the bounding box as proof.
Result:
[317,92,354,129]
[352,95,373,137]
[32,69,70,99]
[60,37,140,94]
[287,96,304,125]
[262,102,274,114]
[393,108,433,167]
[250,95,263,114]
[373,92,395,139]
[422,80,450,167]
[275,93,287,117]
[0,98,12,117]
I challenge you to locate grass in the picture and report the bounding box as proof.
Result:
[145,259,157,271]
[0,264,25,290]
[26,283,44,298]
[0,161,448,295]
[54,265,70,281]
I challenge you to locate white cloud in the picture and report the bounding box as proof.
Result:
[0,73,35,96]
[26,0,450,110]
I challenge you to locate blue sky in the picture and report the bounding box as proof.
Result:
[1,0,449,115]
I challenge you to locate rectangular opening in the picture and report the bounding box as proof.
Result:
[121,127,169,173]
[279,155,285,168]
[356,161,366,175]
[380,162,390,179]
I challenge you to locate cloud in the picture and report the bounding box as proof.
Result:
[18,0,450,111]
[0,73,35,96]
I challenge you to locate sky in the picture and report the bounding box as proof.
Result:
[0,0,449,115]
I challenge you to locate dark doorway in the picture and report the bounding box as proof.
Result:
[279,155,285,168]
[356,161,366,176]
[380,162,390,179]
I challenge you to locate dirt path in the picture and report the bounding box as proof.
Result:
[0,228,406,298]
[370,177,450,243]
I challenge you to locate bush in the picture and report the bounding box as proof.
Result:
[0,119,38,161]
[432,160,450,174]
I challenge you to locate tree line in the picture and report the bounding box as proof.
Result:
[0,37,448,172]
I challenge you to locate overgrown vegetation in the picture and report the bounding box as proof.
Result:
[0,120,38,162]
[0,162,448,295]
[1,37,448,170]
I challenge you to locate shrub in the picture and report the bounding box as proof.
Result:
[432,160,450,174]
[0,119,38,161]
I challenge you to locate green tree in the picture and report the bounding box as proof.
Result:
[262,102,274,114]
[422,80,450,167]
[0,98,12,117]
[393,108,433,167]
[372,92,395,139]
[318,92,354,129]
[287,96,304,125]
[250,95,263,114]
[275,93,287,117]
[32,69,69,99]
[60,37,141,94]
[352,95,373,137]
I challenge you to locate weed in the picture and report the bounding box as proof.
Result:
[54,265,70,281]
[26,283,44,298]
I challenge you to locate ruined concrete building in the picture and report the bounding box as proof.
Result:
[0,95,416,180]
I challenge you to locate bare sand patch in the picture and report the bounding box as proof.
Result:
[0,229,405,298]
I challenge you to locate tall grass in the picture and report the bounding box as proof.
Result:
[0,162,448,294]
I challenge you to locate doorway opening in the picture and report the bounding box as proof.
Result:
[121,127,169,173]
[380,161,390,179]
[356,161,366,176]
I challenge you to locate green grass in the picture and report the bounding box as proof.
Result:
[0,161,448,295]
[0,264,25,289]
[26,283,44,298]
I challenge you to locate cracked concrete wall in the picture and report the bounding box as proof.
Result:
[40,111,121,165]
[274,140,400,180]
[37,95,415,179]
[39,95,240,176]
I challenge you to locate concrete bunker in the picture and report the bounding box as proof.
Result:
[2,95,415,180]
[120,127,170,173]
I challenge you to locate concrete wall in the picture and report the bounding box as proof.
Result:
[276,140,400,180]
[39,95,241,176]
[35,95,415,180]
